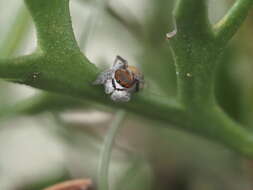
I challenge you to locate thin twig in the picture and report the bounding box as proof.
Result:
[105,3,143,39]
[79,0,111,51]
[97,110,126,190]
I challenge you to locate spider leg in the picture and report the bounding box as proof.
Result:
[104,79,115,94]
[93,69,113,85]
[113,55,128,69]
[135,81,139,92]
[111,90,131,102]
[134,74,144,90]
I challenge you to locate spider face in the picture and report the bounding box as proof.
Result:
[114,69,137,89]
[93,56,144,102]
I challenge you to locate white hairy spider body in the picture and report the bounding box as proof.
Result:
[93,56,144,102]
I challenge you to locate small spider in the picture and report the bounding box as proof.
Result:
[93,56,144,102]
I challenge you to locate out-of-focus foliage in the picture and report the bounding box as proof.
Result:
[1,0,253,190]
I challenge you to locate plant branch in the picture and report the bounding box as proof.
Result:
[182,106,253,158]
[0,2,185,127]
[106,4,143,39]
[79,0,106,51]
[0,54,43,83]
[168,0,253,158]
[173,0,212,37]
[98,110,126,190]
[24,0,79,53]
[171,0,217,107]
[0,0,253,158]
[214,0,253,45]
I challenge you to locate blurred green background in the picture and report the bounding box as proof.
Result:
[0,0,253,189]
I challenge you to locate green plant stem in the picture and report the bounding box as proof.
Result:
[168,0,253,158]
[214,0,253,45]
[183,106,253,157]
[173,0,212,35]
[0,54,42,83]
[24,0,79,53]
[0,0,253,158]
[98,110,126,190]
[171,0,216,107]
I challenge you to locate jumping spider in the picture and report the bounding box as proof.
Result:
[93,56,144,102]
